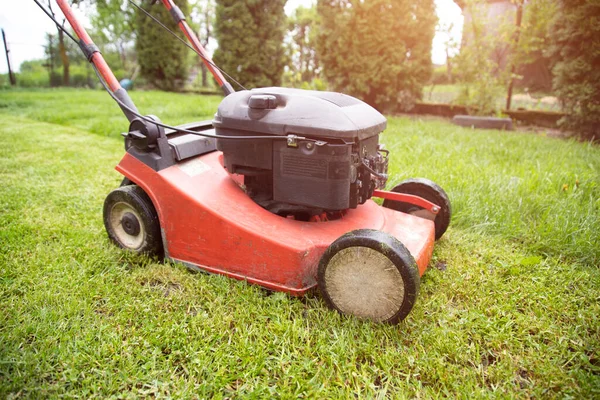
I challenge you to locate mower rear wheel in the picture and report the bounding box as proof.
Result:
[318,229,420,324]
[103,185,163,257]
[382,178,451,240]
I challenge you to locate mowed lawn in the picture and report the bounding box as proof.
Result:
[1,88,599,398]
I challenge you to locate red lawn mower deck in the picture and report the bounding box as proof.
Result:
[115,150,436,294]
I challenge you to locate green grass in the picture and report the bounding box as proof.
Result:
[0,87,222,137]
[1,89,599,398]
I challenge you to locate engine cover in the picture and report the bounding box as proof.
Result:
[213,87,389,215]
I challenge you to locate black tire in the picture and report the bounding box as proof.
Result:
[318,229,420,324]
[382,178,451,240]
[103,185,163,257]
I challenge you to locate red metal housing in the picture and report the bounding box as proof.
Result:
[116,151,436,295]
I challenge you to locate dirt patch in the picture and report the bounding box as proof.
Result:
[140,278,183,297]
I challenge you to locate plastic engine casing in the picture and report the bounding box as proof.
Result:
[213,87,388,212]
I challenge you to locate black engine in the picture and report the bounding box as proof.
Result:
[213,87,389,217]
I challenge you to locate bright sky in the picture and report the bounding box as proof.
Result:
[0,0,463,74]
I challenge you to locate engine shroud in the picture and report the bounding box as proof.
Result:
[213,87,389,215]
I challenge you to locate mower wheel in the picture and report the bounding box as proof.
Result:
[120,177,135,187]
[103,185,163,257]
[382,178,451,240]
[318,229,420,324]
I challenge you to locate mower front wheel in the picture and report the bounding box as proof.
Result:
[120,177,135,187]
[382,178,451,240]
[318,229,420,324]
[103,185,163,257]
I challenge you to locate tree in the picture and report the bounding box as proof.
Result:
[504,0,524,110]
[316,0,436,112]
[135,0,189,91]
[189,0,216,88]
[213,0,287,89]
[549,0,600,141]
[90,0,136,74]
[47,0,70,86]
[43,33,61,87]
[454,0,507,114]
[436,21,459,84]
[287,6,320,85]
[512,0,556,92]
[455,0,559,114]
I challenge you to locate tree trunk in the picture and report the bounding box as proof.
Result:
[46,34,56,86]
[118,42,128,75]
[58,29,70,86]
[199,25,208,87]
[506,2,524,111]
[446,48,452,83]
[201,64,208,87]
[2,29,16,86]
[201,7,211,88]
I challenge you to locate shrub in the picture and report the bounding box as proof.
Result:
[549,0,600,141]
[135,0,189,91]
[213,0,287,89]
[430,65,452,85]
[454,0,509,115]
[316,0,436,113]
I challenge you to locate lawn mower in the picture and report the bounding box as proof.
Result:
[42,0,451,324]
